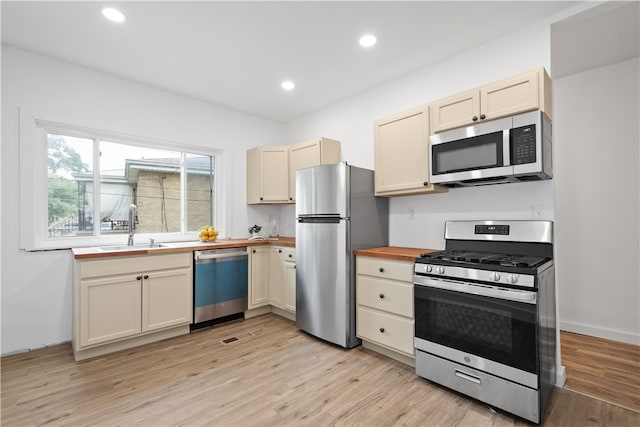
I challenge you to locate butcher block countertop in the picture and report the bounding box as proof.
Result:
[353,246,440,262]
[72,236,295,259]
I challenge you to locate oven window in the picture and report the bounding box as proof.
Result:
[415,285,537,374]
[432,131,504,175]
[433,298,513,353]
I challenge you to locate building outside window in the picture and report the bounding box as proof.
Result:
[44,131,216,245]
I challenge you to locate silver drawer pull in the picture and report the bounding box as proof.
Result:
[455,369,481,385]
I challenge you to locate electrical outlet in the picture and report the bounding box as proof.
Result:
[532,205,544,219]
[408,207,415,219]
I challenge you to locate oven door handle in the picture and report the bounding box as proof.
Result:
[415,276,537,304]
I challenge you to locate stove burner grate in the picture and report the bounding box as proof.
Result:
[419,250,547,269]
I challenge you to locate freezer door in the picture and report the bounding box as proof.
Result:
[296,163,348,217]
[296,217,356,348]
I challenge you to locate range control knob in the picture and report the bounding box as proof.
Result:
[425,265,433,273]
[507,274,518,284]
[437,266,446,274]
[489,272,501,282]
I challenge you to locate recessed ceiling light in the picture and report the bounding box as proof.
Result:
[281,80,295,91]
[102,7,126,23]
[359,34,377,48]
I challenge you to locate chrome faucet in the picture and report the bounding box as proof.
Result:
[127,204,137,246]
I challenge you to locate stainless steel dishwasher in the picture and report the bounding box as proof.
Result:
[192,247,248,330]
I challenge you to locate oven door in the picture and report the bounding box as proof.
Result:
[429,116,513,185]
[414,275,538,388]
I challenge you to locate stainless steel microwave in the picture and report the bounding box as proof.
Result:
[429,110,552,187]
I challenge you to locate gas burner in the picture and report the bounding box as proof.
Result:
[419,250,548,269]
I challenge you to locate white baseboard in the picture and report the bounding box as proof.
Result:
[556,365,566,387]
[560,321,640,346]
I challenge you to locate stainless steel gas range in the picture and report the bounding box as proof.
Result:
[413,220,556,424]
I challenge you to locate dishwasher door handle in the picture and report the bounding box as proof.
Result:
[196,251,247,261]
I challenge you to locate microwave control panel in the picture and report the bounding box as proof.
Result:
[511,124,537,165]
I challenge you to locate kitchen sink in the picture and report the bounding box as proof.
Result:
[98,243,171,252]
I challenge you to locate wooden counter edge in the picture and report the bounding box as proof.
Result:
[354,246,440,262]
[73,237,295,260]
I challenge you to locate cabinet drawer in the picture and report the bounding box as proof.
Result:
[357,257,413,282]
[80,253,191,279]
[357,275,413,318]
[357,307,414,356]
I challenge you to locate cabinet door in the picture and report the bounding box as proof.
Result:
[80,274,141,347]
[430,89,480,133]
[246,146,289,204]
[481,70,539,121]
[141,268,192,332]
[268,247,285,308]
[289,138,340,201]
[374,105,445,196]
[284,262,296,313]
[248,247,269,308]
[260,147,290,202]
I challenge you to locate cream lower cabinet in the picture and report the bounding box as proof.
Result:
[268,247,286,307]
[430,68,552,133]
[356,256,415,363]
[268,246,296,313]
[141,268,193,332]
[248,246,270,308]
[73,252,192,360]
[374,105,447,197]
[80,273,142,347]
[247,245,296,318]
[283,254,296,313]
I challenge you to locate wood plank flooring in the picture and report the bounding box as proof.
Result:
[2,314,639,426]
[560,330,640,412]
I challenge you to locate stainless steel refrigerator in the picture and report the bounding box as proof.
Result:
[295,162,389,348]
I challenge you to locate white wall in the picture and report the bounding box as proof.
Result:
[280,7,640,347]
[554,58,640,345]
[281,19,555,245]
[1,46,283,355]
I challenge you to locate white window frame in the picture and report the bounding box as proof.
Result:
[19,111,225,251]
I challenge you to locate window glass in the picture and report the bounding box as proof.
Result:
[186,154,214,231]
[43,129,217,246]
[100,142,182,234]
[47,134,93,238]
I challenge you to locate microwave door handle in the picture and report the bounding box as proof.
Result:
[503,129,511,166]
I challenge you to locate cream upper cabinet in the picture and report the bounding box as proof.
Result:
[248,246,269,308]
[374,105,447,197]
[430,89,480,133]
[246,146,290,204]
[288,138,340,201]
[247,139,340,204]
[431,68,552,133]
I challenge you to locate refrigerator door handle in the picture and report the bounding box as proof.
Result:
[297,215,343,224]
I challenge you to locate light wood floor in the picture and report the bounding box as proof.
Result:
[2,314,639,426]
[560,330,640,412]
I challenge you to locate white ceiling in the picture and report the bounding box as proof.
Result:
[2,1,582,123]
[551,1,640,79]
